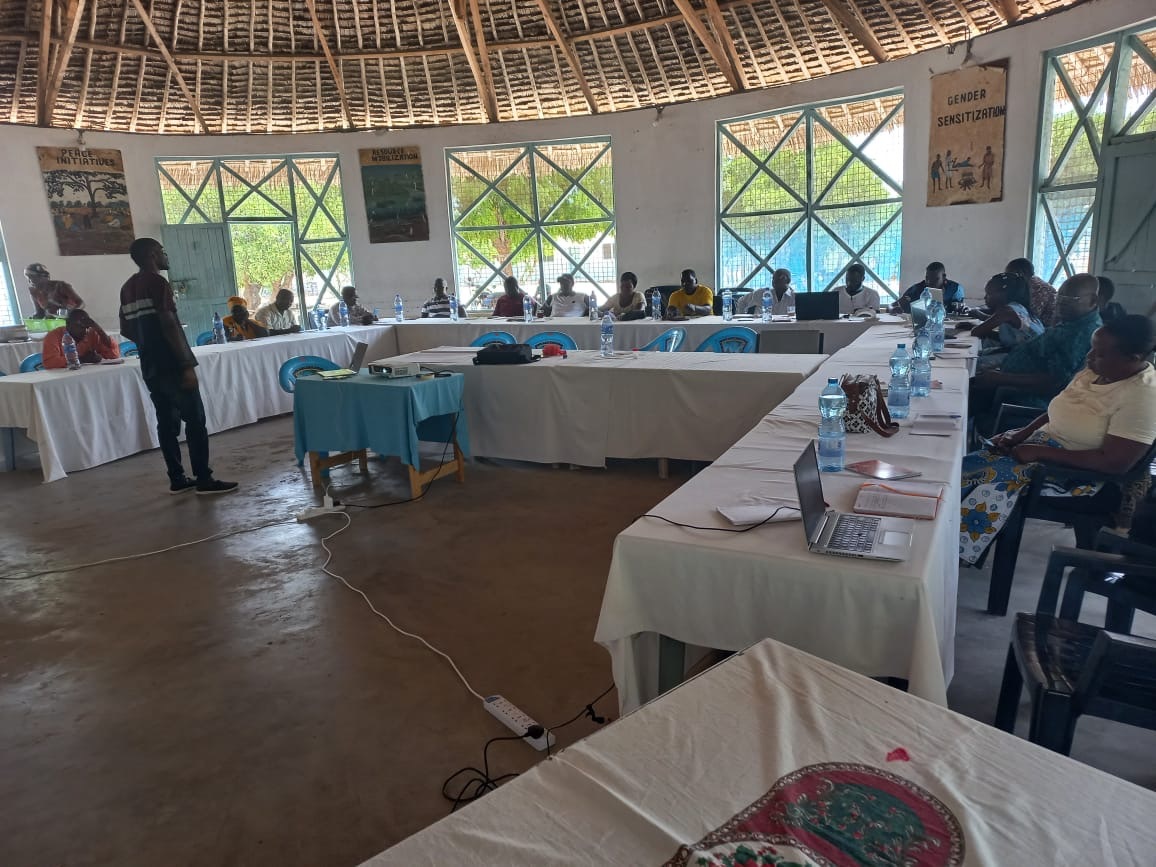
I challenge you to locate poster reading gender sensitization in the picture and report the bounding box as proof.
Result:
[360,146,430,243]
[928,64,1008,206]
[37,146,136,255]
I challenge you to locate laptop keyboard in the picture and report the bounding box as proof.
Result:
[829,514,881,553]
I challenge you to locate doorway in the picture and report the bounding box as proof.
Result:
[227,220,304,323]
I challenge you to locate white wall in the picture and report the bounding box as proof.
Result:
[1,0,1151,329]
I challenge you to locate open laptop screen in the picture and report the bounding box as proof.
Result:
[792,442,828,543]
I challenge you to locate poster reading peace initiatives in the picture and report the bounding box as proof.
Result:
[37,146,135,256]
[928,64,1008,207]
[360,146,430,243]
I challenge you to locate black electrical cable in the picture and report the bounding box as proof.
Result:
[542,682,616,758]
[637,505,795,533]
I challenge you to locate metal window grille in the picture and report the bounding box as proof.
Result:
[0,221,18,326]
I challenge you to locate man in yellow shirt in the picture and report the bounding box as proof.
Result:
[666,269,713,319]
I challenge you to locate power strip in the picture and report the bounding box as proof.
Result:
[483,695,555,751]
[296,505,346,522]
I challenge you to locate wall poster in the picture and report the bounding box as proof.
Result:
[37,146,136,255]
[927,64,1008,206]
[359,146,430,243]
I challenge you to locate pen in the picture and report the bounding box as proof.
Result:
[921,413,961,419]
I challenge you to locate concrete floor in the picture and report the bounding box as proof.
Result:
[1,417,1154,866]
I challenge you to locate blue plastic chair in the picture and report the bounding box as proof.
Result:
[640,327,686,352]
[525,331,578,351]
[118,340,139,357]
[195,330,215,346]
[19,353,43,373]
[470,331,517,347]
[278,355,341,393]
[694,326,758,354]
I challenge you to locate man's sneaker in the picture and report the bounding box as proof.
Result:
[195,479,239,496]
[169,477,197,495]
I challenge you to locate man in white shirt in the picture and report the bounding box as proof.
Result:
[254,289,301,335]
[738,268,796,315]
[830,263,880,314]
[544,274,589,318]
[329,285,375,326]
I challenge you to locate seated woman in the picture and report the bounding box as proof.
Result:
[43,309,120,368]
[967,272,1045,371]
[599,272,646,320]
[223,296,268,341]
[960,314,1156,564]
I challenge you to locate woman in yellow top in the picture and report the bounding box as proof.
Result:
[665,269,713,319]
[222,295,269,341]
[599,272,646,319]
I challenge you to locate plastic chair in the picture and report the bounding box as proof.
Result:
[470,331,516,347]
[19,353,43,373]
[757,330,824,354]
[118,340,139,357]
[278,355,341,394]
[195,330,215,346]
[693,326,758,353]
[640,327,686,352]
[525,331,578,351]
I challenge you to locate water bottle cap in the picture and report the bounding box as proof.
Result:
[897,343,906,348]
[827,378,838,384]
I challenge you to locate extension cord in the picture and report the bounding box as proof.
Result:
[296,505,346,522]
[483,695,555,751]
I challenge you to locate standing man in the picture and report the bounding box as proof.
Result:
[25,263,85,318]
[254,288,302,335]
[980,146,996,189]
[119,238,237,496]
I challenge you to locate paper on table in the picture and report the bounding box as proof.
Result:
[910,414,962,436]
[717,494,802,526]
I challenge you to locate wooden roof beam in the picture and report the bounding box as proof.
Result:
[670,0,741,92]
[989,0,1022,23]
[35,0,54,125]
[127,0,208,132]
[447,0,497,121]
[817,0,890,65]
[703,0,750,90]
[304,0,352,128]
[533,0,598,113]
[44,0,86,124]
[468,0,500,121]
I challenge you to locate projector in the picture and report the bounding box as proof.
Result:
[367,360,422,378]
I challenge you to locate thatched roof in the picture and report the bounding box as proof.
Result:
[0,0,1088,135]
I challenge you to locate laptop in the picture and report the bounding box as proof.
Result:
[792,442,914,560]
[315,341,369,379]
[794,292,840,321]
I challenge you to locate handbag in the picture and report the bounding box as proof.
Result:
[473,343,535,365]
[839,374,899,437]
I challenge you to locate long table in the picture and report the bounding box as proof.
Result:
[0,325,395,481]
[595,326,976,713]
[385,347,825,467]
[1,330,123,375]
[364,638,1156,865]
[391,314,899,355]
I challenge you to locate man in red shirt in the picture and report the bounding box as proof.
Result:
[119,237,237,496]
[490,276,539,318]
[42,309,120,368]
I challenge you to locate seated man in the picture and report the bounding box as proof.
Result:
[43,309,120,368]
[738,268,795,315]
[420,278,454,318]
[1096,275,1127,323]
[329,285,376,326]
[1006,257,1057,326]
[895,262,964,312]
[223,296,268,341]
[969,273,1103,430]
[828,263,880,315]
[491,276,539,318]
[599,272,646,319]
[665,269,713,319]
[543,274,589,318]
[254,288,302,335]
[25,263,84,318]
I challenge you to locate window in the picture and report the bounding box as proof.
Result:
[155,155,352,312]
[1031,24,1156,282]
[717,92,904,299]
[446,138,615,308]
[0,221,17,326]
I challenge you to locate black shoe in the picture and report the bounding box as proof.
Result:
[195,479,239,496]
[169,477,197,495]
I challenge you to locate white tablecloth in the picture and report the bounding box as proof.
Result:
[392,315,898,355]
[595,327,975,713]
[388,348,825,466]
[0,325,396,481]
[366,638,1156,866]
[0,331,125,375]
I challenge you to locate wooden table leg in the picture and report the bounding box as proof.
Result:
[308,452,323,491]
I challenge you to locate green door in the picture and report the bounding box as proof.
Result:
[160,223,236,340]
[1092,138,1156,312]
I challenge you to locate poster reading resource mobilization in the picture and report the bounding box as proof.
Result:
[359,146,430,243]
[928,64,1008,206]
[37,146,136,255]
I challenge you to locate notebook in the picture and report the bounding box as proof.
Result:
[910,413,962,437]
[853,481,945,520]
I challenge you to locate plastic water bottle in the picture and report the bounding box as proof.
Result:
[911,330,932,398]
[818,378,847,472]
[62,331,81,370]
[721,288,733,322]
[888,343,912,420]
[338,300,350,327]
[393,294,404,322]
[212,311,227,343]
[600,313,614,357]
[448,292,459,322]
[522,295,533,322]
[928,297,946,353]
[761,291,771,323]
[651,292,662,321]
[373,306,380,320]
[589,292,598,322]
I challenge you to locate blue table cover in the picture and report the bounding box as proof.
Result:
[293,372,468,469]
